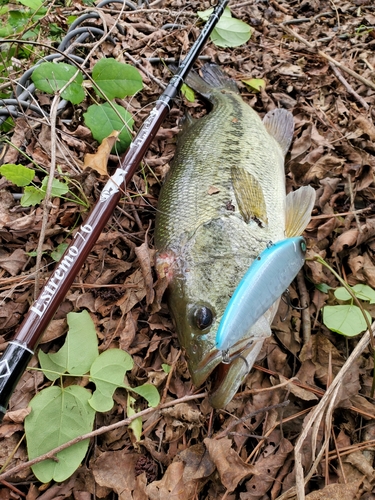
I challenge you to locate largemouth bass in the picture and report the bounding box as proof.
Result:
[155,64,315,408]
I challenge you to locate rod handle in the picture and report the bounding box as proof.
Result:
[0,342,34,422]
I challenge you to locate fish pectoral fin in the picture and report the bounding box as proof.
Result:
[263,108,294,156]
[285,185,316,237]
[231,166,268,226]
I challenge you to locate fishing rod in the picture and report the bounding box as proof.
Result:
[0,0,229,422]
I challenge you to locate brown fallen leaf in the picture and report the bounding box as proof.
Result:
[83,131,120,176]
[279,375,318,402]
[242,436,294,500]
[179,443,215,482]
[135,242,155,306]
[305,480,362,499]
[204,437,256,492]
[0,248,27,276]
[146,461,199,500]
[92,450,148,500]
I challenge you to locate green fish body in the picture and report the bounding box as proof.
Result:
[155,65,315,408]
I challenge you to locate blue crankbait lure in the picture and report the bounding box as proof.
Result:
[216,236,307,355]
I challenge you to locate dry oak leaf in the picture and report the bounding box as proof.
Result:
[204,437,256,492]
[305,480,362,499]
[92,450,148,500]
[0,248,27,276]
[146,461,200,500]
[83,131,120,176]
[242,438,294,500]
[135,242,155,306]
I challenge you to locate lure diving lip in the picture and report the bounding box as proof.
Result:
[215,236,307,354]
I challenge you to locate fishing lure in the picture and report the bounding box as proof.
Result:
[216,236,307,355]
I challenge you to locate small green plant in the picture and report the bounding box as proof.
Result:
[322,284,374,337]
[30,58,142,154]
[0,163,88,208]
[197,7,252,48]
[25,310,159,483]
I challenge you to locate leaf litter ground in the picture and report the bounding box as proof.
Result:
[1,0,375,498]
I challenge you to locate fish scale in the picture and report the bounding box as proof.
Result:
[155,64,315,408]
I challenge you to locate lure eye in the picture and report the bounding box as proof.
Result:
[193,306,214,330]
[300,239,307,253]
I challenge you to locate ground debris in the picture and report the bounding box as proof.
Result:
[1,0,375,498]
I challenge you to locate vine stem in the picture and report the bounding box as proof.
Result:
[312,254,375,397]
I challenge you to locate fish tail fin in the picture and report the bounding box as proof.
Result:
[171,63,239,98]
[285,185,315,237]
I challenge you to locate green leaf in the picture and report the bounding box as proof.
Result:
[25,385,96,483]
[39,310,99,381]
[315,283,332,293]
[50,243,69,262]
[211,17,252,48]
[17,0,43,10]
[162,363,171,374]
[41,176,69,197]
[83,102,134,154]
[197,7,232,21]
[181,83,195,102]
[352,284,375,304]
[242,78,266,92]
[31,62,85,104]
[333,287,352,302]
[131,383,160,408]
[89,349,133,412]
[0,164,34,186]
[334,284,375,304]
[323,304,371,337]
[92,58,143,100]
[197,7,251,48]
[21,186,45,206]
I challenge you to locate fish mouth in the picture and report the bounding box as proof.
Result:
[192,339,264,409]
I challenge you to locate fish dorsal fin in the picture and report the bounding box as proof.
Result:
[231,166,268,226]
[285,186,315,237]
[263,108,295,156]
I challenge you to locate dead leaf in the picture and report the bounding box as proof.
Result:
[83,131,120,175]
[92,450,148,500]
[116,268,147,315]
[204,437,256,492]
[279,375,318,402]
[161,403,203,425]
[135,242,155,306]
[305,480,362,499]
[242,436,294,500]
[179,443,215,481]
[0,248,27,276]
[354,116,375,141]
[40,318,67,343]
[146,461,199,500]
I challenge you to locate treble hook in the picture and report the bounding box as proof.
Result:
[281,288,308,321]
[221,344,252,372]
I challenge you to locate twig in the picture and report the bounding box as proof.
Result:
[329,62,369,110]
[215,400,290,439]
[296,270,311,344]
[34,95,60,297]
[293,328,373,500]
[0,392,207,481]
[282,25,375,92]
[124,52,166,89]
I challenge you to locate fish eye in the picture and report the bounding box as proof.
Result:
[193,306,214,330]
[300,239,307,253]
